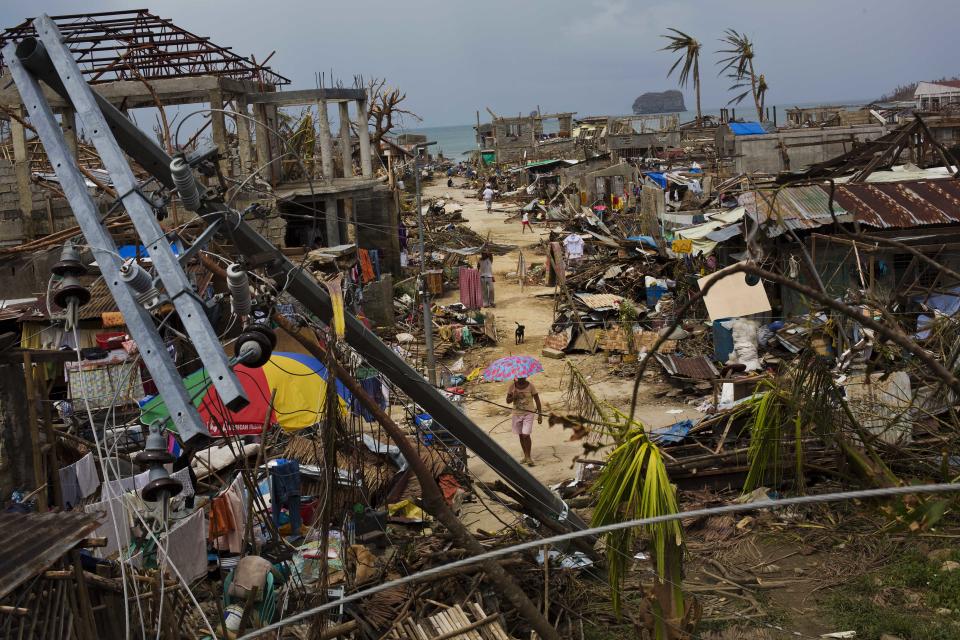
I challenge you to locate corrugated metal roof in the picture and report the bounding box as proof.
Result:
[835,180,960,229]
[574,293,625,310]
[743,178,960,235]
[0,511,101,599]
[655,353,719,380]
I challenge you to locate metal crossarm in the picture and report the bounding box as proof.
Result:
[3,44,210,443]
[31,14,248,413]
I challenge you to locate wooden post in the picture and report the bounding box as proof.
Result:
[11,106,35,240]
[71,550,98,640]
[0,359,35,499]
[23,352,45,511]
[42,379,61,508]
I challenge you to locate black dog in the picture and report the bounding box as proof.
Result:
[515,322,525,344]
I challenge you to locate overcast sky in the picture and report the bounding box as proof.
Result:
[1,1,956,127]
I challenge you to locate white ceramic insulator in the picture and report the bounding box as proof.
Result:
[170,156,201,211]
[226,263,252,317]
[119,259,152,292]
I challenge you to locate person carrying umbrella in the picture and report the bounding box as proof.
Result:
[506,377,542,466]
[483,355,544,466]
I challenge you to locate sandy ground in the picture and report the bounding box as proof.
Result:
[418,180,700,531]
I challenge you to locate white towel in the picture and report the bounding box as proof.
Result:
[75,453,100,498]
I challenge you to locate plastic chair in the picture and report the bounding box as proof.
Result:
[223,567,277,625]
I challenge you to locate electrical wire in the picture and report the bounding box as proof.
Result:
[240,481,960,639]
[70,325,139,640]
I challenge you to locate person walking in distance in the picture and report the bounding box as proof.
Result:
[479,250,495,308]
[482,183,494,213]
[521,210,533,234]
[506,377,541,465]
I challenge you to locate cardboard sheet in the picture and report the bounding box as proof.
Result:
[697,264,771,320]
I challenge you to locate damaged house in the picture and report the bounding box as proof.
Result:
[0,9,400,300]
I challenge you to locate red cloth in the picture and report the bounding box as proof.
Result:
[459,267,482,309]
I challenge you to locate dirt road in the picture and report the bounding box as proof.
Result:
[419,180,699,531]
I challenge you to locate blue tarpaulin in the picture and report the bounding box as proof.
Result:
[644,172,667,189]
[729,122,767,136]
[650,419,693,444]
[626,235,658,248]
[118,243,181,259]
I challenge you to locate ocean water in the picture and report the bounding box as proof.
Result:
[401,124,481,159]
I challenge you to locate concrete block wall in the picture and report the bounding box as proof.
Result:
[355,186,401,276]
[0,158,80,243]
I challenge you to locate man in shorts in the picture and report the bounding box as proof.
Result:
[506,377,542,465]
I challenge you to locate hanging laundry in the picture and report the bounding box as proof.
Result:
[270,460,302,537]
[369,249,381,279]
[212,475,247,553]
[358,249,376,283]
[563,233,584,261]
[458,267,482,309]
[209,494,235,539]
[161,508,207,583]
[75,452,100,499]
[353,376,386,422]
[83,495,130,559]
[58,464,82,509]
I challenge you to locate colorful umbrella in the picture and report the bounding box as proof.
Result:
[482,355,544,382]
[140,352,352,437]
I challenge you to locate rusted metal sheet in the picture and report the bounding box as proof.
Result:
[655,353,719,380]
[834,179,960,229]
[745,178,960,235]
[0,511,101,599]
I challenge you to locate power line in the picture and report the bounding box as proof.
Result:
[240,482,960,638]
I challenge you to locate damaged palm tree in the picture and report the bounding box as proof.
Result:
[660,29,703,125]
[592,425,699,639]
[716,29,768,121]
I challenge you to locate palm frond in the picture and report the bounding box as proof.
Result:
[592,427,683,626]
[660,29,701,90]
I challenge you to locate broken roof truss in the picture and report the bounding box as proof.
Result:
[0,9,289,86]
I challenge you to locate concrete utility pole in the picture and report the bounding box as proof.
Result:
[414,142,438,387]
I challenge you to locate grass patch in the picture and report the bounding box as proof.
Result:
[822,548,960,640]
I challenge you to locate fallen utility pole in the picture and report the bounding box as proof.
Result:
[273,313,559,640]
[14,15,585,534]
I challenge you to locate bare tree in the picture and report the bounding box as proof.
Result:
[365,77,422,149]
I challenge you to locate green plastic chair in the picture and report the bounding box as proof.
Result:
[222,566,277,626]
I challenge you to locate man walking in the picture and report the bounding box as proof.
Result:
[482,184,494,213]
[506,377,542,466]
[479,250,495,308]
